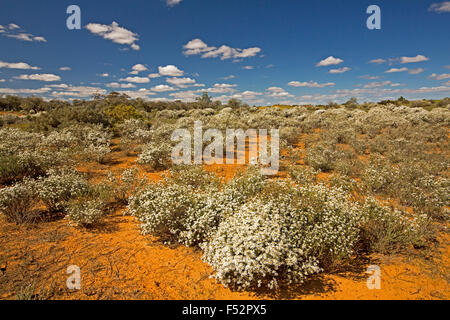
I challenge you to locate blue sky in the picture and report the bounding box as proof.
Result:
[0,0,449,105]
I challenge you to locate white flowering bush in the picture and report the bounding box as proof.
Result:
[137,141,173,169]
[66,199,104,227]
[36,168,90,212]
[202,199,323,290]
[0,178,37,223]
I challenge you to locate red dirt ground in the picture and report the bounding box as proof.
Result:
[0,138,449,300]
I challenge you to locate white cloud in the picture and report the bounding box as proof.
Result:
[385,67,408,73]
[15,74,61,82]
[265,87,293,98]
[166,77,203,88]
[288,80,335,88]
[329,67,351,74]
[99,73,109,77]
[369,58,387,64]
[85,21,140,50]
[316,56,343,67]
[59,67,71,71]
[129,64,148,75]
[151,84,176,92]
[363,81,393,88]
[158,65,184,77]
[46,84,69,88]
[429,2,450,13]
[0,87,51,94]
[0,61,40,70]
[8,23,20,30]
[170,90,200,101]
[51,85,107,98]
[106,82,136,88]
[429,73,450,80]
[206,83,237,93]
[0,79,5,82]
[166,0,182,7]
[408,68,425,74]
[148,73,161,78]
[223,75,235,80]
[1,23,47,43]
[119,76,150,83]
[183,38,261,60]
[242,66,254,70]
[400,55,429,64]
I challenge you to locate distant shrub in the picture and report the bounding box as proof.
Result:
[105,104,143,124]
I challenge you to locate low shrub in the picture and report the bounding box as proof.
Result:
[36,168,90,212]
[66,199,104,227]
[0,179,37,223]
[137,141,173,169]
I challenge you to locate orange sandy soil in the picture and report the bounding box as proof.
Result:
[0,138,449,300]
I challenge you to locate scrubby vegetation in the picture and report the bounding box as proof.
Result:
[0,92,448,292]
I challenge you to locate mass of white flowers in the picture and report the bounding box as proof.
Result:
[36,168,90,212]
[0,178,37,223]
[66,199,104,227]
[137,141,172,169]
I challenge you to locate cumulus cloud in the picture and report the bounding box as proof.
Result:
[429,2,450,13]
[0,61,40,70]
[166,77,203,88]
[106,82,136,88]
[148,73,161,78]
[385,67,408,73]
[158,65,184,77]
[206,83,237,93]
[99,73,109,77]
[129,64,148,75]
[242,66,254,70]
[119,76,150,83]
[400,55,429,64]
[86,21,140,50]
[265,87,294,98]
[329,67,351,74]
[15,74,61,82]
[183,39,261,60]
[151,84,177,92]
[166,0,182,7]
[59,67,71,71]
[288,80,335,88]
[316,56,343,67]
[170,90,200,101]
[428,73,450,80]
[1,23,47,43]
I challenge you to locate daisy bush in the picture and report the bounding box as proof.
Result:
[66,199,104,227]
[0,178,37,223]
[36,168,90,212]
